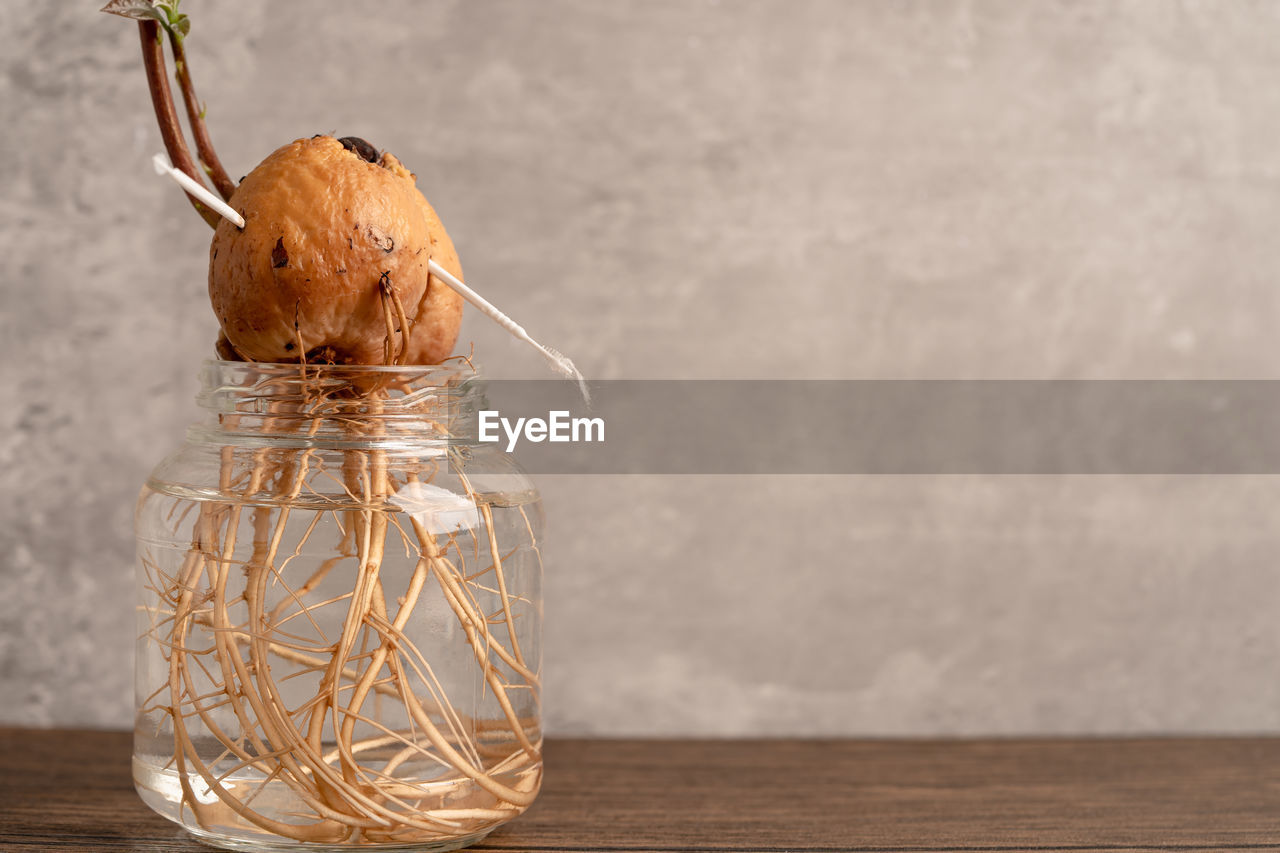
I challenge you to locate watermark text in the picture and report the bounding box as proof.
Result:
[479,410,605,452]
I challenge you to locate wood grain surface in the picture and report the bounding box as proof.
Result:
[1,729,1278,852]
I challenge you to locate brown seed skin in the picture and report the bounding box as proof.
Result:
[209,136,463,364]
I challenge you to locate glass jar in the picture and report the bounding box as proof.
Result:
[133,360,543,851]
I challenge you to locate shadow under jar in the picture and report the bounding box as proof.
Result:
[133,360,543,852]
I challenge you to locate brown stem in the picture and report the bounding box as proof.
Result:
[168,31,237,201]
[138,20,219,229]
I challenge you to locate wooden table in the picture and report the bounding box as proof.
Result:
[2,729,1278,851]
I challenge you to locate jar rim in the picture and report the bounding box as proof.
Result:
[195,357,486,433]
[202,356,481,379]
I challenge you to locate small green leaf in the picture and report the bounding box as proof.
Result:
[101,0,189,40]
[100,0,165,22]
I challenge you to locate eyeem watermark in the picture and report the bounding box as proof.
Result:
[478,410,605,452]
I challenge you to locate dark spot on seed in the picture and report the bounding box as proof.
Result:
[347,238,353,249]
[239,176,246,183]
[271,237,288,269]
[339,136,379,163]
[336,268,346,274]
[284,341,296,351]
[212,249,218,260]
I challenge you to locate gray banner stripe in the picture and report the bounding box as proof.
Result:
[464,381,1280,474]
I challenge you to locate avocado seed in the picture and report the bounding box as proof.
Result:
[208,135,463,364]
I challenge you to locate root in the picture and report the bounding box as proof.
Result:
[142,368,541,844]
[379,272,408,365]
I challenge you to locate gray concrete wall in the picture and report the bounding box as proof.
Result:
[3,0,1280,734]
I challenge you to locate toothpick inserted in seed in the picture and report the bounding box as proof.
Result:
[152,152,245,228]
[427,260,590,402]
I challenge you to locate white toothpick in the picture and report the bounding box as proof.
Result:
[150,153,586,398]
[152,152,245,228]
[427,259,589,402]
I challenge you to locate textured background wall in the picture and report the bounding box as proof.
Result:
[3,0,1280,735]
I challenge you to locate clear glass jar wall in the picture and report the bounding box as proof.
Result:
[134,361,543,852]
